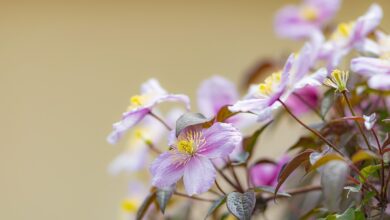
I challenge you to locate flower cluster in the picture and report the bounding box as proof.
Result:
[107,1,390,219]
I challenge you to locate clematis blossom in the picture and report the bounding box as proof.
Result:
[107,79,190,144]
[274,0,341,40]
[351,31,390,90]
[151,123,242,195]
[250,156,289,187]
[321,4,383,70]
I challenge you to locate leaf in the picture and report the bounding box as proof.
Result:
[204,195,227,219]
[242,122,272,158]
[216,105,238,122]
[275,150,313,195]
[288,136,317,151]
[226,191,256,220]
[252,185,291,198]
[359,165,381,183]
[321,161,349,211]
[176,112,209,137]
[136,191,157,220]
[156,187,174,214]
[308,153,345,173]
[351,150,378,163]
[231,152,250,166]
[323,207,365,220]
[320,89,335,118]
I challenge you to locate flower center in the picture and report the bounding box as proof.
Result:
[258,71,282,96]
[300,6,318,21]
[331,22,354,40]
[177,140,194,154]
[127,95,145,110]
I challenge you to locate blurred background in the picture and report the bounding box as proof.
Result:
[1,0,389,219]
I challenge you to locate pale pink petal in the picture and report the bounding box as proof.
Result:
[368,74,390,90]
[351,57,390,76]
[183,156,216,195]
[140,78,167,95]
[197,123,242,159]
[228,98,269,113]
[151,152,186,188]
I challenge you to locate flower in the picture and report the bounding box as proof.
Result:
[228,54,294,121]
[324,69,349,92]
[351,31,390,90]
[107,79,190,144]
[320,4,383,70]
[363,113,376,130]
[274,0,341,40]
[249,156,289,187]
[151,123,242,195]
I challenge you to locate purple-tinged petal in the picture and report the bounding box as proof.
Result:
[286,86,320,116]
[355,38,380,55]
[108,148,148,175]
[198,123,242,159]
[140,78,167,96]
[151,152,186,188]
[351,57,390,77]
[368,74,390,90]
[250,163,279,186]
[107,108,150,144]
[183,156,216,195]
[268,54,293,105]
[305,0,341,23]
[255,107,274,122]
[295,68,328,89]
[350,4,383,44]
[197,76,239,118]
[228,98,269,113]
[153,94,191,110]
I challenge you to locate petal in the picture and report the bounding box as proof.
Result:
[151,152,186,188]
[350,4,383,44]
[368,74,390,90]
[197,76,239,118]
[153,94,191,110]
[250,163,278,186]
[286,86,320,116]
[197,123,242,159]
[183,156,216,195]
[305,0,341,23]
[107,108,150,144]
[351,57,390,76]
[140,78,167,96]
[228,98,269,113]
[294,68,328,89]
[108,148,148,175]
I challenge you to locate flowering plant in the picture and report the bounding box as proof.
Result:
[107,1,390,219]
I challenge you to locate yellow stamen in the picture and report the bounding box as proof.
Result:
[300,6,318,21]
[177,140,194,154]
[258,71,282,96]
[121,198,139,213]
[331,22,354,40]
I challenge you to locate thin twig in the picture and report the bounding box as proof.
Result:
[149,112,172,130]
[173,191,214,202]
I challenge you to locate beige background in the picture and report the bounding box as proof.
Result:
[1,0,389,219]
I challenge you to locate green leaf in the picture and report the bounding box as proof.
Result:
[226,191,256,220]
[136,191,156,220]
[252,185,291,198]
[176,112,209,136]
[275,150,313,196]
[308,153,344,173]
[351,150,378,164]
[242,122,272,158]
[205,196,227,219]
[359,165,381,183]
[320,89,335,118]
[322,207,366,220]
[156,187,174,214]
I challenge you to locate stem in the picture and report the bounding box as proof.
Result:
[173,191,214,202]
[264,185,322,202]
[146,141,162,154]
[149,112,172,130]
[342,91,371,150]
[212,163,242,192]
[278,99,344,156]
[228,158,244,192]
[215,180,227,195]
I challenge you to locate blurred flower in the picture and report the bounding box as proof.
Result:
[285,86,320,116]
[274,0,341,40]
[107,79,190,144]
[151,123,242,195]
[250,156,289,187]
[363,113,376,130]
[324,69,349,92]
[229,54,294,121]
[351,31,390,90]
[321,4,383,70]
[119,182,150,220]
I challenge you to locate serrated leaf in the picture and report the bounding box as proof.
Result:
[176,112,209,137]
[308,153,344,173]
[320,89,335,118]
[242,122,272,158]
[252,185,291,197]
[226,191,256,220]
[275,150,313,196]
[136,191,156,220]
[156,187,174,214]
[351,150,378,163]
[204,196,227,219]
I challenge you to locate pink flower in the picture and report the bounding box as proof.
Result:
[151,123,242,195]
[285,86,320,116]
[274,0,341,40]
[250,156,289,187]
[107,79,190,144]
